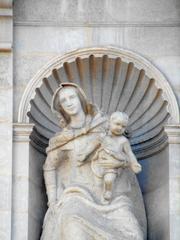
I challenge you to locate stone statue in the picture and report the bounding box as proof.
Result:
[91,111,142,204]
[40,83,147,240]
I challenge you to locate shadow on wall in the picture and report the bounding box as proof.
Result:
[138,146,169,240]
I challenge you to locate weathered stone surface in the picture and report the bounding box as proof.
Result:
[138,147,169,240]
[14,24,180,121]
[165,126,180,240]
[14,0,180,24]
[0,53,13,240]
[154,56,180,105]
[12,124,47,240]
[1,1,179,240]
[40,83,146,239]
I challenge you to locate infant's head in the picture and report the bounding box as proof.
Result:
[109,112,129,135]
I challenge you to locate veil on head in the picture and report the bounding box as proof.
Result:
[51,82,98,128]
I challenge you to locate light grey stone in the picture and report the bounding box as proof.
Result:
[12,126,47,240]
[124,27,180,58]
[12,212,28,240]
[5,1,180,239]
[0,7,13,233]
[0,17,12,43]
[40,83,146,239]
[0,175,12,210]
[14,0,180,24]
[0,211,12,240]
[12,177,29,212]
[164,126,180,240]
[154,56,180,106]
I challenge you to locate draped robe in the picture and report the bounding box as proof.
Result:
[41,113,146,240]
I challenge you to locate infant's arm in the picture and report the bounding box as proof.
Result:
[107,148,126,161]
[123,137,142,173]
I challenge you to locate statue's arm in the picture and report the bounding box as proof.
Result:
[123,139,142,174]
[43,150,59,207]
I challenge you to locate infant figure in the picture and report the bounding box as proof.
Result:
[91,111,142,204]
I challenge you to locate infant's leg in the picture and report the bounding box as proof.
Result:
[103,172,117,202]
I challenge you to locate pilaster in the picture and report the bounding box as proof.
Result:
[0,1,13,239]
[12,124,34,240]
[164,125,180,240]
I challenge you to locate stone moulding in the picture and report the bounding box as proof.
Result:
[0,42,12,52]
[164,125,180,144]
[17,47,180,158]
[13,123,34,142]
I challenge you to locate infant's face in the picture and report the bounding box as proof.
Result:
[109,116,126,135]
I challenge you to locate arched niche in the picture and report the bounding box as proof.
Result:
[18,47,179,159]
[16,47,180,240]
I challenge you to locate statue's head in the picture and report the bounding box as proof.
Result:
[109,111,129,136]
[52,83,97,127]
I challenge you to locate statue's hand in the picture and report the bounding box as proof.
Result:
[76,153,88,166]
[77,141,101,166]
[130,162,142,174]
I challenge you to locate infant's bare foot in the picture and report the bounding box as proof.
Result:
[103,191,112,201]
[131,163,142,174]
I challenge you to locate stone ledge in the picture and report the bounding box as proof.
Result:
[13,123,34,142]
[0,42,12,52]
[164,125,180,144]
[14,20,180,28]
[0,8,12,17]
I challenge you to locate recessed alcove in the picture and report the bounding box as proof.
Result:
[17,47,179,240]
[28,55,170,159]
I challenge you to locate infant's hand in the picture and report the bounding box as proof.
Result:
[130,163,142,174]
[78,153,87,161]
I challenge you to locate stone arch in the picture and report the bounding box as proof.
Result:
[18,47,179,159]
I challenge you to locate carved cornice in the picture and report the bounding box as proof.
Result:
[14,20,180,28]
[0,42,12,52]
[164,125,180,144]
[13,123,34,142]
[0,8,12,16]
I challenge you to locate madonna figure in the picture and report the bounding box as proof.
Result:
[40,82,146,240]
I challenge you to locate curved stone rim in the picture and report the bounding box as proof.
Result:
[18,46,180,124]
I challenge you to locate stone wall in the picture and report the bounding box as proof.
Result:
[13,0,180,121]
[0,1,13,239]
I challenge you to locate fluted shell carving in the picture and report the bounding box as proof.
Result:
[29,55,169,158]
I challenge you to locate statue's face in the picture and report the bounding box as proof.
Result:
[59,87,83,116]
[110,115,126,135]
